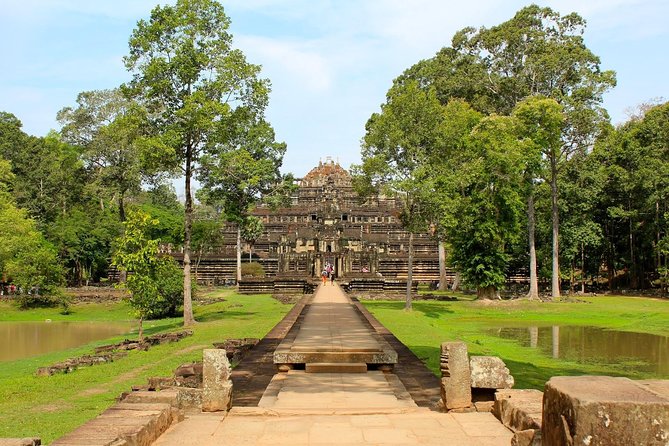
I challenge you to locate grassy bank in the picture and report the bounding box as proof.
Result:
[360,294,669,389]
[0,289,291,444]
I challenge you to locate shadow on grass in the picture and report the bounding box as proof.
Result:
[363,301,455,319]
[195,310,258,323]
[503,359,632,390]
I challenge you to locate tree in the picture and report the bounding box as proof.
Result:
[356,80,443,309]
[444,115,525,299]
[112,210,183,340]
[198,134,290,283]
[124,0,274,325]
[0,157,64,306]
[513,96,565,299]
[57,89,145,222]
[241,215,264,262]
[399,5,615,297]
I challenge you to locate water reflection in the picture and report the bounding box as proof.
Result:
[0,322,132,362]
[491,325,669,374]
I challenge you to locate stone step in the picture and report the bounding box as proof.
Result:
[306,362,368,373]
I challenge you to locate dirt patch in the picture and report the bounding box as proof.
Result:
[31,402,74,413]
[65,286,126,302]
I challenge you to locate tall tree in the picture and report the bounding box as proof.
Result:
[444,115,526,299]
[513,96,564,299]
[356,80,443,309]
[124,0,273,325]
[57,89,145,222]
[399,5,615,297]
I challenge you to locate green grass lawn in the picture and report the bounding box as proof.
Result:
[360,294,669,389]
[0,288,291,444]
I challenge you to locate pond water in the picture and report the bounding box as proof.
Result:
[489,325,669,374]
[0,321,133,362]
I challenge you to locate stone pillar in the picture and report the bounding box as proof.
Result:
[440,341,472,410]
[543,376,669,446]
[201,349,233,412]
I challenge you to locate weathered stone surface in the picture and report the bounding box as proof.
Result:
[511,429,541,446]
[176,387,203,410]
[543,376,669,446]
[493,389,543,432]
[202,382,233,412]
[470,356,514,389]
[439,341,472,410]
[203,349,231,385]
[0,439,41,446]
[51,392,181,446]
[474,401,494,412]
[201,349,233,412]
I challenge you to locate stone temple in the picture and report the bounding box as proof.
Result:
[193,157,441,287]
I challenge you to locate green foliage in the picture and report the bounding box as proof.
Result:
[112,210,183,337]
[241,261,265,278]
[57,89,147,222]
[446,115,525,295]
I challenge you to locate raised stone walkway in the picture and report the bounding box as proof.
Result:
[153,284,513,445]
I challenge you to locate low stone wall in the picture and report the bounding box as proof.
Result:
[37,331,193,376]
[51,390,183,446]
[493,389,543,446]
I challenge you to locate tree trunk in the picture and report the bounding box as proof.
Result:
[138,316,144,342]
[477,285,499,300]
[527,191,539,299]
[581,242,586,294]
[452,271,462,291]
[182,152,195,327]
[438,240,447,291]
[236,226,242,283]
[550,156,561,298]
[405,231,414,310]
[629,198,637,288]
[119,191,126,222]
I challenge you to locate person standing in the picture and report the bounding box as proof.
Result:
[322,269,328,285]
[330,266,335,285]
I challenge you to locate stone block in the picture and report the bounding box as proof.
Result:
[543,376,669,446]
[177,387,203,410]
[511,429,541,446]
[474,401,495,412]
[305,362,367,373]
[202,382,233,412]
[470,356,514,389]
[202,349,232,412]
[439,341,472,410]
[493,389,543,432]
[202,349,231,386]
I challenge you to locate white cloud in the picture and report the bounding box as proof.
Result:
[236,35,334,92]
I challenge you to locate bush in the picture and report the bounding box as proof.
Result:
[241,262,265,278]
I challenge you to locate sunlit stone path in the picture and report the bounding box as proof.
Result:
[153,283,513,445]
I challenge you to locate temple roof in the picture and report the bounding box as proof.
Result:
[301,157,352,188]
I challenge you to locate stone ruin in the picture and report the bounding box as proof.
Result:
[171,158,447,288]
[439,340,669,445]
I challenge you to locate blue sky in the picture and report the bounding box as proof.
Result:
[1,0,667,180]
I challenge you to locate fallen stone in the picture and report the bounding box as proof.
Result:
[474,401,494,412]
[440,341,472,410]
[470,356,514,389]
[511,429,541,446]
[543,376,669,446]
[493,389,543,432]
